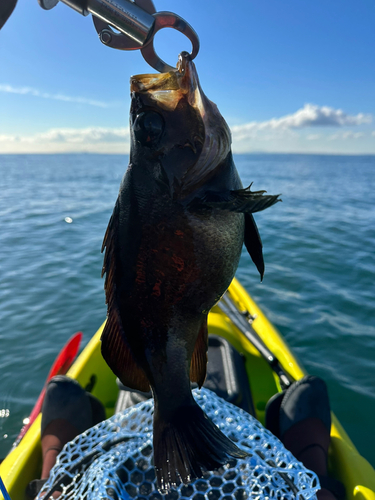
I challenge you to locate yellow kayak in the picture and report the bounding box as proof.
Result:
[1,277,375,500]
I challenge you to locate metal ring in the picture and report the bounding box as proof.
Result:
[140,12,200,73]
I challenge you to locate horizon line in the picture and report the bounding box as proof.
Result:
[0,151,374,157]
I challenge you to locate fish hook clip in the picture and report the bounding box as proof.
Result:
[38,0,199,73]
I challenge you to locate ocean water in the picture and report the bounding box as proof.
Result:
[0,153,374,466]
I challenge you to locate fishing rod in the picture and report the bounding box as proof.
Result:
[0,476,11,500]
[218,292,294,390]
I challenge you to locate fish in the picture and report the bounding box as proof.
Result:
[101,51,280,491]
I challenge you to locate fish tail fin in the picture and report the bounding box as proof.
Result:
[153,401,248,492]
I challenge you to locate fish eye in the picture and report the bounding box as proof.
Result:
[133,111,164,147]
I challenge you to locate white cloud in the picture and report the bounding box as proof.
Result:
[231,104,372,139]
[0,127,130,153]
[36,127,130,143]
[328,131,365,141]
[306,134,321,141]
[0,84,113,108]
[0,105,374,154]
[230,104,373,153]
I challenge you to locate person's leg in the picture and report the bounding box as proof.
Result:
[40,376,95,478]
[282,417,336,500]
[41,418,81,479]
[26,376,105,498]
[265,376,345,500]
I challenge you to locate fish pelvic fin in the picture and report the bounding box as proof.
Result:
[189,184,281,214]
[101,199,150,392]
[153,401,248,492]
[244,213,265,281]
[190,321,208,388]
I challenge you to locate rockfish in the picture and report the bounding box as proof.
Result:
[101,51,280,490]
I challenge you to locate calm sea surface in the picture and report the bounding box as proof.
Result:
[0,154,374,465]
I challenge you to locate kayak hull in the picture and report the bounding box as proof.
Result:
[1,278,374,499]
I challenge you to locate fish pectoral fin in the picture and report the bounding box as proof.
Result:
[101,198,150,393]
[190,321,208,388]
[190,184,281,214]
[101,314,150,392]
[244,213,265,281]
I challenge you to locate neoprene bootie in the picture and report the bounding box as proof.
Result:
[265,375,345,500]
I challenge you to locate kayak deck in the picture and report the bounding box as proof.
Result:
[1,278,375,500]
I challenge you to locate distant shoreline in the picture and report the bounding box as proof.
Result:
[0,152,374,157]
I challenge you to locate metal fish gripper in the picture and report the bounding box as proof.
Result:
[38,0,200,73]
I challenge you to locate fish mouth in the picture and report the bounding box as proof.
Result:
[130,52,201,112]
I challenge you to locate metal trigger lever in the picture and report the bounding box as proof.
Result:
[38,0,199,73]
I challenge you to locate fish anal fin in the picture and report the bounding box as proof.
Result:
[101,314,150,392]
[190,321,208,388]
[190,184,281,214]
[244,213,265,281]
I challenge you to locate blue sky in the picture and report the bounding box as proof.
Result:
[0,0,374,154]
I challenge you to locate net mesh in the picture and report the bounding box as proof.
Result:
[38,388,319,500]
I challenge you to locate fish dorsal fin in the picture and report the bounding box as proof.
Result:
[190,320,208,388]
[101,200,150,393]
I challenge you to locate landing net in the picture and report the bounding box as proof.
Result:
[38,388,319,500]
